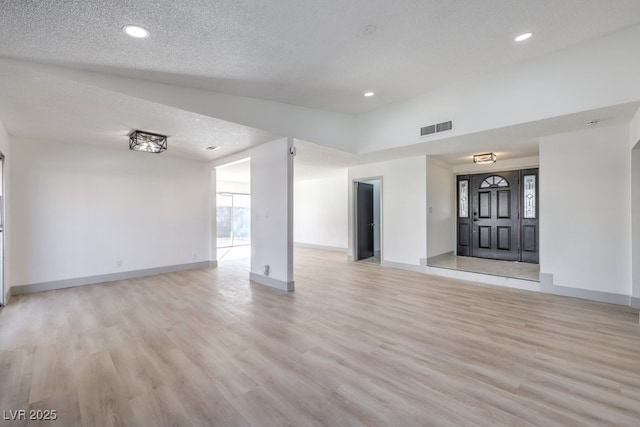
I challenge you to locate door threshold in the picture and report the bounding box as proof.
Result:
[426,253,539,282]
[358,250,381,264]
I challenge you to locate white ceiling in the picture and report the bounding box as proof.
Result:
[1,1,640,170]
[2,0,640,114]
[0,60,279,161]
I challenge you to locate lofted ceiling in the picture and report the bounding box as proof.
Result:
[1,1,640,169]
[0,60,279,161]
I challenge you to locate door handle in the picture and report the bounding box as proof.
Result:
[370,223,375,227]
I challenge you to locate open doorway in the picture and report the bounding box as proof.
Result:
[216,193,250,248]
[354,178,381,264]
[216,159,251,263]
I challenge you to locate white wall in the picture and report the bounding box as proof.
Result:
[250,138,294,289]
[294,171,348,250]
[10,137,211,287]
[426,158,455,258]
[539,124,631,295]
[348,157,426,267]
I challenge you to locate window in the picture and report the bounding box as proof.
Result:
[458,180,469,217]
[523,175,536,218]
[216,193,251,247]
[480,175,509,188]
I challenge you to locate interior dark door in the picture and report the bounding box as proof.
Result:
[356,182,375,260]
[470,171,520,261]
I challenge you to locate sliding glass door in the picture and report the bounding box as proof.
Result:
[216,193,250,248]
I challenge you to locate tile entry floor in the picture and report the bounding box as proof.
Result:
[427,252,540,282]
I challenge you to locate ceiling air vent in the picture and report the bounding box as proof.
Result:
[420,124,436,136]
[420,120,453,137]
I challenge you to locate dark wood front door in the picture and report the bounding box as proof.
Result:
[356,182,374,260]
[471,171,520,261]
[457,169,539,263]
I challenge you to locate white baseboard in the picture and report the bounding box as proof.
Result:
[381,260,424,273]
[250,273,294,292]
[294,242,347,253]
[11,260,217,296]
[539,273,631,306]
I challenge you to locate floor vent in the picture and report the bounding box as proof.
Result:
[421,120,453,137]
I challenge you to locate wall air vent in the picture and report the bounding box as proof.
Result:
[436,120,453,133]
[420,124,436,136]
[420,120,453,137]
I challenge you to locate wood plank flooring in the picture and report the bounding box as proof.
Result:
[1,248,639,426]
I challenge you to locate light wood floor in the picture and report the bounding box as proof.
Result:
[1,248,639,426]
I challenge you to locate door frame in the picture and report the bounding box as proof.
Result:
[456,168,539,263]
[352,176,383,262]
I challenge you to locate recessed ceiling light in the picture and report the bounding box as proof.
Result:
[123,25,149,38]
[204,145,220,151]
[514,32,533,42]
[364,91,375,97]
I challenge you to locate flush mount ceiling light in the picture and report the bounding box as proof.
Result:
[123,25,149,38]
[129,130,167,153]
[473,152,497,164]
[364,91,375,97]
[514,32,533,42]
[204,145,220,151]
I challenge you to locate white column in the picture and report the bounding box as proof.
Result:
[249,137,295,291]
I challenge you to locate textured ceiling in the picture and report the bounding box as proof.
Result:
[1,1,640,169]
[0,60,279,161]
[1,0,640,114]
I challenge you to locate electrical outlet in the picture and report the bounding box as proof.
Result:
[116,260,122,268]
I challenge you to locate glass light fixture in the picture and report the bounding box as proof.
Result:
[129,130,167,153]
[473,152,497,164]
